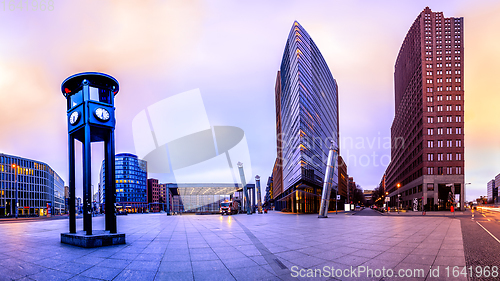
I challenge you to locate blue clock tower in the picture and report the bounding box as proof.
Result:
[60,72,124,247]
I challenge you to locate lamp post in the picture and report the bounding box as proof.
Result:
[12,164,18,219]
[396,183,401,214]
[465,182,471,210]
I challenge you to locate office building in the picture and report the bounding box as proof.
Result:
[384,7,465,211]
[100,153,147,213]
[337,156,348,203]
[0,153,64,217]
[273,21,339,213]
[487,179,497,204]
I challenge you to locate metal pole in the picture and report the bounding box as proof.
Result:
[397,195,399,214]
[335,188,337,214]
[14,164,18,219]
[83,122,92,235]
[237,162,251,215]
[256,175,263,214]
[319,141,338,218]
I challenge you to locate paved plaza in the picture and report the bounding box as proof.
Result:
[0,210,466,281]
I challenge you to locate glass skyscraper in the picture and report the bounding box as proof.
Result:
[100,153,147,213]
[0,153,64,217]
[273,21,339,213]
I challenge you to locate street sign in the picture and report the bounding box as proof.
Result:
[413,198,418,211]
[336,195,340,200]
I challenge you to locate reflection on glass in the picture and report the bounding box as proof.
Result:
[70,90,83,108]
[90,87,99,101]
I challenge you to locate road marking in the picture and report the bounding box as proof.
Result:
[488,219,491,221]
[476,221,500,244]
[482,214,487,217]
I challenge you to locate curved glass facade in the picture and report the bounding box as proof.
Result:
[0,153,64,217]
[275,21,339,213]
[100,153,147,212]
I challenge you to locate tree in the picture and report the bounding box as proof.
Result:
[353,184,367,206]
[371,185,386,207]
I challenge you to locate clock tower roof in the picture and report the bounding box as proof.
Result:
[61,72,119,98]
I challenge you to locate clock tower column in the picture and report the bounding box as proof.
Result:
[60,72,125,247]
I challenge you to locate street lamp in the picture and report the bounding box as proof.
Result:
[12,164,18,219]
[396,183,401,214]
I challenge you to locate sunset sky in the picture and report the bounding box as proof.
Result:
[1,0,499,201]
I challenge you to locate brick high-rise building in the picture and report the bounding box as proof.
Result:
[147,179,161,212]
[384,7,465,211]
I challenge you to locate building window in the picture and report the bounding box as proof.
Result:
[447,140,452,147]
[427,183,434,190]
[437,140,443,147]
[427,96,433,102]
[437,153,443,161]
[456,153,462,161]
[456,166,462,174]
[437,105,443,112]
[456,94,462,100]
[446,127,452,134]
[437,167,444,175]
[428,106,434,112]
[456,127,462,134]
[428,140,434,148]
[427,153,434,161]
[437,116,443,123]
[456,139,462,147]
[455,77,461,82]
[437,95,443,101]
[427,79,433,84]
[446,116,452,122]
[437,128,443,135]
[427,87,433,92]
[428,128,434,135]
[456,105,462,111]
[455,86,461,91]
[428,117,434,123]
[446,86,452,91]
[455,70,461,74]
[427,167,434,175]
[446,105,452,111]
[456,115,462,122]
[447,153,453,161]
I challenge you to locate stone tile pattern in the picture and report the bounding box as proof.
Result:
[0,212,466,280]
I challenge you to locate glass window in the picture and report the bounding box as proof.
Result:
[90,87,99,101]
[70,90,83,108]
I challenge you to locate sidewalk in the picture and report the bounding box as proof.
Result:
[383,210,467,217]
[0,212,466,280]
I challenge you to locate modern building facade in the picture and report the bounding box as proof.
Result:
[337,156,348,202]
[273,21,339,213]
[164,183,239,213]
[147,178,164,212]
[487,179,497,204]
[100,153,147,213]
[0,153,64,217]
[384,7,465,211]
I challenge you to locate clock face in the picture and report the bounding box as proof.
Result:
[69,111,80,125]
[95,107,110,121]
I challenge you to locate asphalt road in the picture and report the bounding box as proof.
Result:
[352,207,384,216]
[458,208,500,281]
